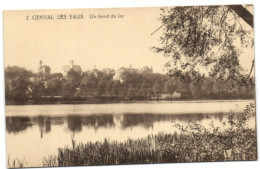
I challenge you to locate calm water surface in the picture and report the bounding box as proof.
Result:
[5,100,255,167]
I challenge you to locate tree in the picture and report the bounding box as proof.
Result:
[189,82,201,98]
[154,5,254,85]
[140,66,153,74]
[112,80,120,97]
[5,66,33,78]
[50,73,63,79]
[176,81,192,98]
[127,83,136,98]
[97,78,107,96]
[147,88,154,98]
[5,66,33,101]
[83,73,98,94]
[200,77,215,97]
[63,69,82,96]
[189,77,215,98]
[30,81,45,99]
[80,75,96,96]
[106,80,114,95]
[153,78,163,95]
[46,78,62,96]
[140,80,149,97]
[80,76,89,95]
[5,79,11,99]
[13,78,30,101]
[164,79,178,95]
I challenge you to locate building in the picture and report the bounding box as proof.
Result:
[172,91,181,99]
[102,68,115,75]
[152,92,181,100]
[62,60,82,75]
[38,60,51,80]
[37,60,51,88]
[6,79,16,91]
[113,65,138,83]
[113,67,125,83]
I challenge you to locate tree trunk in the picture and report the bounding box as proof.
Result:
[229,5,254,28]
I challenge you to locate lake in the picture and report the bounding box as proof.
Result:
[5,100,255,167]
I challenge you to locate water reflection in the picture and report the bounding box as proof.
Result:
[121,113,225,129]
[67,116,82,133]
[5,101,255,167]
[6,117,33,133]
[35,116,51,138]
[81,115,115,129]
[6,113,228,137]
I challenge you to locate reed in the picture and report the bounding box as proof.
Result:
[43,155,58,167]
[56,104,257,166]
[56,130,256,166]
[7,157,27,168]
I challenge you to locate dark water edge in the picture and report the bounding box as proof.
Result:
[5,98,255,105]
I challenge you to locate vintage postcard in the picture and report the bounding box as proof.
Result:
[4,5,256,168]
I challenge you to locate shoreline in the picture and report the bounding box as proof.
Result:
[5,98,255,105]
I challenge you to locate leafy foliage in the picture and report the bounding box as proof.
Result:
[5,64,254,102]
[154,5,254,85]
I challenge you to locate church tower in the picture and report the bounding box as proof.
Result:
[38,60,43,72]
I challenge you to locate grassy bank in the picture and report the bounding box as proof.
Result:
[54,130,256,167]
[51,104,257,166]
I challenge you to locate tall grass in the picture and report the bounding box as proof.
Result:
[7,157,27,168]
[43,155,58,167]
[55,104,257,166]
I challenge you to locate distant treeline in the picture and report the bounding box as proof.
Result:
[5,65,255,102]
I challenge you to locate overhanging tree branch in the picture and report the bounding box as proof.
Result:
[229,5,254,28]
[154,5,254,83]
[247,60,254,78]
[151,8,188,36]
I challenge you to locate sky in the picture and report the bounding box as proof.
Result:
[4,6,254,75]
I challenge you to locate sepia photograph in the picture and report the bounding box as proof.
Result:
[3,4,256,168]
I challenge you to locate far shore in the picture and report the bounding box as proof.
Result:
[5,98,254,105]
